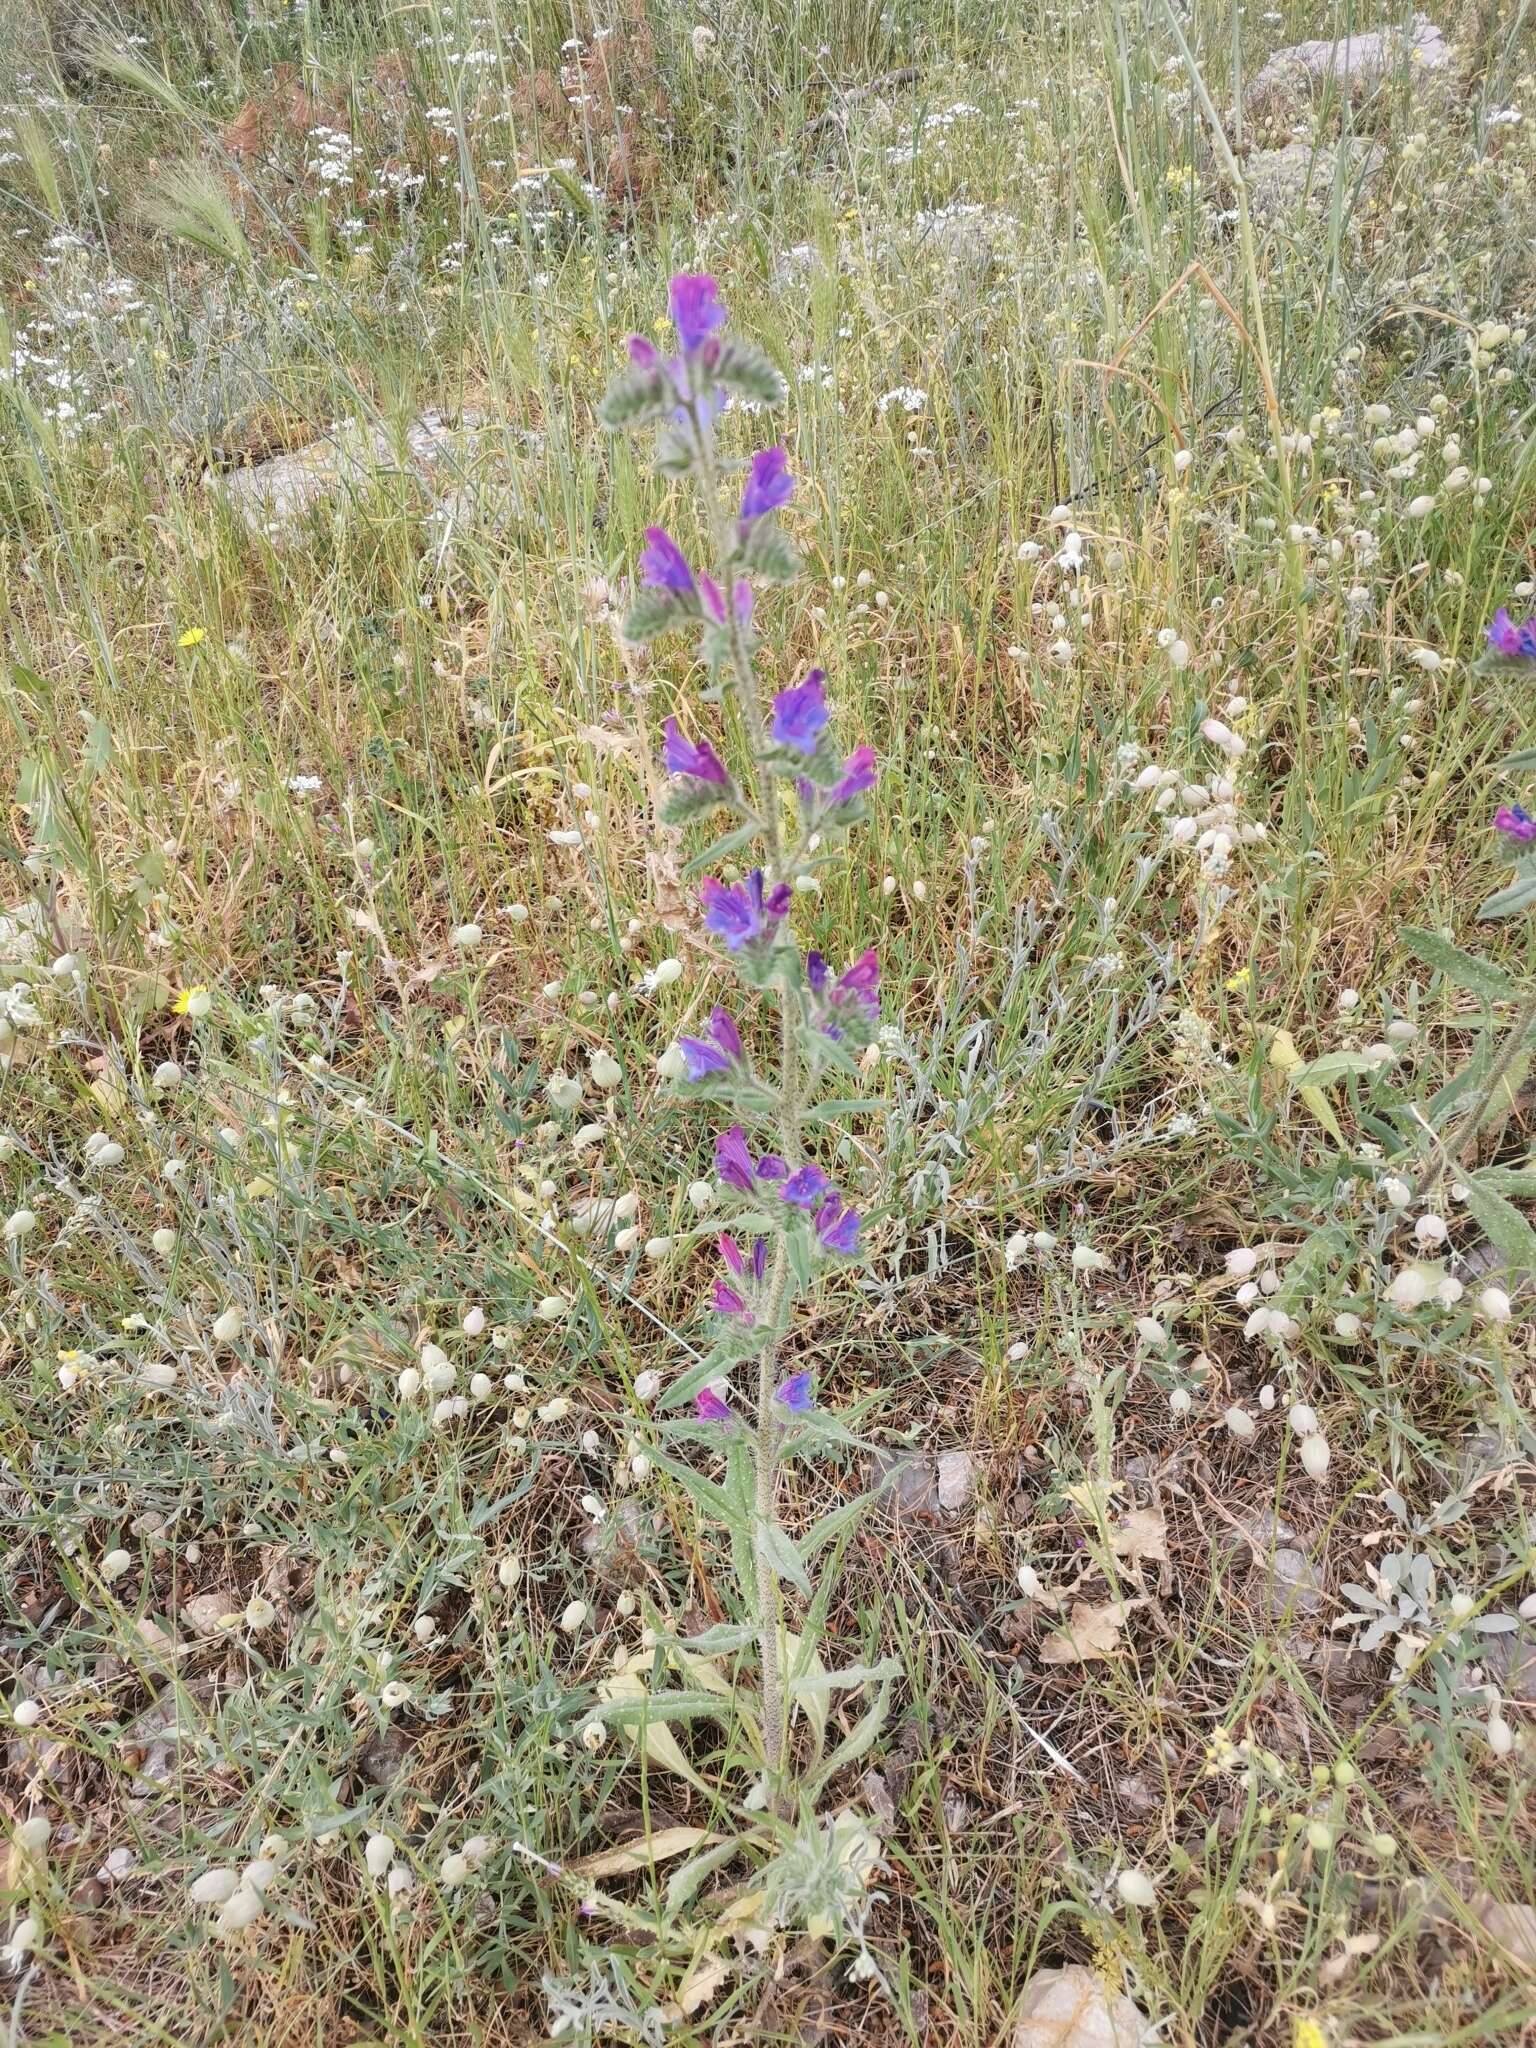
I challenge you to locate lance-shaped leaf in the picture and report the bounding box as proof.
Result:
[713,339,786,406]
[741,519,802,585]
[1402,926,1520,1004]
[623,586,696,644]
[599,363,672,429]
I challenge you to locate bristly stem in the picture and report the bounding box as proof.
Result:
[693,398,798,1801]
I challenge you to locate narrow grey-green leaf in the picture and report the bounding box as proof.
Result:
[1401,926,1519,1003]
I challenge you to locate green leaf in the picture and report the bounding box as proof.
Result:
[664,1835,750,1923]
[1462,1175,1536,1274]
[1401,926,1519,1004]
[741,520,801,585]
[623,587,695,644]
[1496,747,1536,771]
[660,780,734,826]
[1476,1165,1536,1198]
[713,340,786,407]
[806,1676,893,1799]
[801,1490,872,1561]
[598,362,671,430]
[1288,1051,1386,1088]
[755,1515,811,1596]
[680,821,761,877]
[1479,862,1536,921]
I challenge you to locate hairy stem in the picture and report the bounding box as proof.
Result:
[693,401,802,1802]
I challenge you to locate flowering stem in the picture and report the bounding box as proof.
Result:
[692,396,801,1801]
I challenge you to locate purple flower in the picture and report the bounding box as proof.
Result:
[806,948,880,1040]
[696,1386,733,1424]
[770,671,828,754]
[627,334,660,369]
[780,1163,832,1208]
[678,1034,732,1079]
[814,1194,861,1256]
[708,1005,744,1063]
[699,868,792,952]
[714,1125,785,1192]
[775,1370,814,1413]
[678,1005,746,1081]
[1487,608,1536,659]
[662,718,728,787]
[1495,803,1536,843]
[751,1236,768,1283]
[826,745,878,806]
[712,1279,751,1318]
[670,273,725,355]
[718,1232,745,1275]
[740,447,794,524]
[640,528,695,595]
[715,1124,756,1192]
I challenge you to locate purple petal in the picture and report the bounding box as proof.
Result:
[699,573,727,624]
[780,1164,832,1208]
[1495,803,1536,843]
[709,1005,744,1063]
[751,1237,768,1283]
[815,1195,861,1256]
[714,1125,756,1192]
[834,948,880,1009]
[712,1280,750,1317]
[805,951,829,995]
[770,671,829,754]
[678,1034,732,1080]
[826,745,878,807]
[756,1155,787,1182]
[775,1370,814,1413]
[740,446,794,523]
[627,334,659,369]
[718,1232,745,1275]
[695,1386,733,1424]
[669,273,726,355]
[662,717,728,786]
[640,528,695,595]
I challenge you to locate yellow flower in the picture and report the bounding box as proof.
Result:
[172,984,212,1019]
[1225,966,1252,993]
[178,627,206,648]
[1293,2020,1328,2048]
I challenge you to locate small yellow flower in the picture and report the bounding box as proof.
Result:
[1293,2020,1328,2048]
[1225,966,1252,993]
[172,984,212,1019]
[177,627,206,649]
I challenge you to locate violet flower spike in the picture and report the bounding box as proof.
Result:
[718,1232,745,1276]
[770,671,829,754]
[627,334,659,369]
[640,528,695,595]
[1495,803,1536,844]
[740,447,794,524]
[834,948,880,1012]
[775,1370,814,1414]
[1487,608,1536,659]
[669,272,726,355]
[751,1237,768,1283]
[780,1163,832,1209]
[696,1387,733,1424]
[662,717,729,787]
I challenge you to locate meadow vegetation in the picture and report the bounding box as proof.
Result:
[2,0,1536,2040]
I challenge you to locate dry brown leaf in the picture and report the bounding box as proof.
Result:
[571,1825,715,1880]
[1476,1897,1536,1972]
[1011,1963,1151,2047]
[1111,1509,1168,1568]
[1039,1599,1141,1666]
[675,1953,736,2016]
